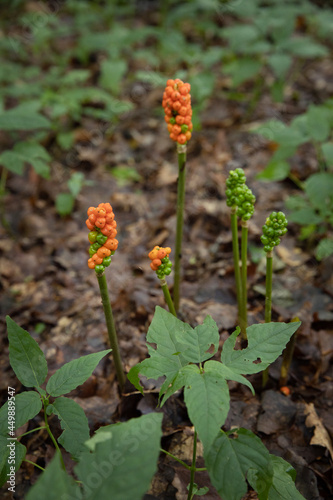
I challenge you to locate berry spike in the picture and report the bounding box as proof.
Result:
[162,79,193,145]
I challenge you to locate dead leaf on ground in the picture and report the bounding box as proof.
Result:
[304,402,333,460]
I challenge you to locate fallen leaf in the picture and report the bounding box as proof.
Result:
[304,402,333,459]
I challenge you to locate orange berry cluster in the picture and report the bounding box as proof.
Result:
[148,246,172,279]
[162,79,193,145]
[85,203,118,273]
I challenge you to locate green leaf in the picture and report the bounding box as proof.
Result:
[321,142,333,167]
[7,316,48,388]
[205,428,273,500]
[304,173,333,211]
[287,207,322,225]
[100,59,127,94]
[128,307,190,395]
[75,413,163,500]
[160,364,201,407]
[257,160,290,181]
[316,238,333,260]
[46,349,111,397]
[305,105,331,142]
[0,150,26,175]
[268,455,305,500]
[223,58,262,86]
[281,36,328,58]
[55,193,75,216]
[0,437,26,488]
[268,53,292,79]
[204,359,254,395]
[67,172,85,197]
[176,315,219,364]
[0,391,42,436]
[184,369,230,452]
[47,397,90,459]
[0,141,51,178]
[221,322,301,375]
[0,108,51,131]
[25,453,82,500]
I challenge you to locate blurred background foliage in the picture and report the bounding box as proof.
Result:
[0,0,332,256]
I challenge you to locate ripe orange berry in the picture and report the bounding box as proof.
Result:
[88,259,95,269]
[172,91,181,101]
[167,124,173,133]
[176,115,185,125]
[280,386,291,396]
[165,247,171,254]
[88,214,96,224]
[95,207,106,217]
[167,79,175,87]
[95,217,106,229]
[177,134,187,144]
[152,258,162,268]
[106,213,115,224]
[185,131,192,141]
[157,249,167,259]
[86,219,95,230]
[87,207,95,216]
[97,246,111,258]
[179,106,188,116]
[172,101,181,112]
[172,124,181,135]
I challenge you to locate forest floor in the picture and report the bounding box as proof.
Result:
[1,37,333,500]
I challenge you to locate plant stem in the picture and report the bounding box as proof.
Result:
[262,250,273,387]
[240,220,249,340]
[24,460,45,472]
[231,208,243,328]
[160,278,177,317]
[187,430,198,500]
[17,426,46,439]
[43,402,66,470]
[96,272,126,391]
[280,317,299,387]
[174,143,187,312]
[160,447,206,472]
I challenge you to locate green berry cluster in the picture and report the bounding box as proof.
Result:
[156,256,172,279]
[261,212,288,252]
[236,186,256,221]
[226,168,246,207]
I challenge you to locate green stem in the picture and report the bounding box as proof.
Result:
[187,430,198,500]
[24,459,45,472]
[17,426,45,439]
[96,272,126,391]
[240,220,248,340]
[231,208,242,327]
[160,449,192,470]
[160,278,177,317]
[280,317,299,387]
[43,402,66,470]
[262,250,273,387]
[160,447,206,472]
[174,144,187,312]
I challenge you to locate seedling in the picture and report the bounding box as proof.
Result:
[148,245,176,317]
[86,202,125,390]
[162,78,193,311]
[261,211,288,387]
[129,307,303,500]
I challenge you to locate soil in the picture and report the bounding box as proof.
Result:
[1,11,333,500]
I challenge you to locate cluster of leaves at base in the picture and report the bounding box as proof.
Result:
[128,306,303,500]
[261,211,288,252]
[0,317,163,500]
